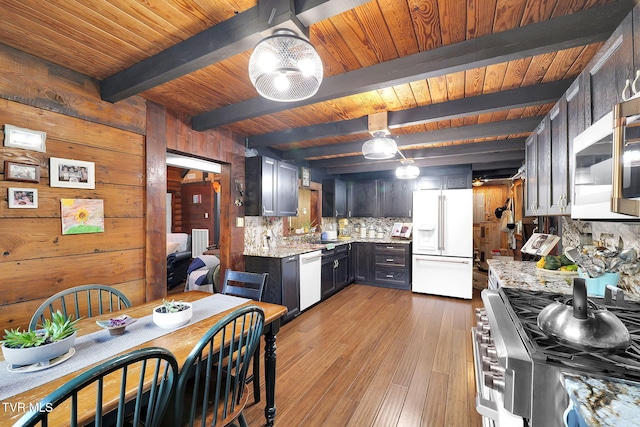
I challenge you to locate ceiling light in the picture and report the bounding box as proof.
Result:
[166,153,221,173]
[248,29,323,102]
[472,177,484,187]
[362,131,397,159]
[395,152,420,179]
[395,163,420,179]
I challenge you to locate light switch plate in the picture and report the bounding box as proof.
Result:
[236,217,244,227]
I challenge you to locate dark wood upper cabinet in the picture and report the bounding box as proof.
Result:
[245,156,298,217]
[348,180,378,217]
[379,179,414,217]
[322,179,347,217]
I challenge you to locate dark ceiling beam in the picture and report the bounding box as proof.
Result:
[282,117,540,160]
[248,80,569,147]
[101,0,368,102]
[294,0,368,26]
[309,138,526,168]
[325,151,524,175]
[193,1,635,130]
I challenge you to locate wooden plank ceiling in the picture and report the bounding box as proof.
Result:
[0,0,634,179]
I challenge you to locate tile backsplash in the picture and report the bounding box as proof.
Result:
[562,217,640,296]
[244,216,411,252]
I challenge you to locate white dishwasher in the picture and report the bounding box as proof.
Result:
[299,250,322,311]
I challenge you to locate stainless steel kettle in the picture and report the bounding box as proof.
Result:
[536,278,631,352]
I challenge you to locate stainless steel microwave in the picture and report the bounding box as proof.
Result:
[572,99,640,219]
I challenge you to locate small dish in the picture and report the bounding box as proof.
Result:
[96,315,137,336]
[7,348,75,373]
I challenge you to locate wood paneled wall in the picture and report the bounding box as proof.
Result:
[0,44,148,331]
[0,44,247,331]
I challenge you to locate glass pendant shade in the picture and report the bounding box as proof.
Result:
[248,29,323,102]
[395,163,420,179]
[362,134,397,159]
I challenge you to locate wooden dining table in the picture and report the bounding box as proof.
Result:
[0,291,288,426]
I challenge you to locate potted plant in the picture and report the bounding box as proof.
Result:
[152,299,193,329]
[2,310,80,366]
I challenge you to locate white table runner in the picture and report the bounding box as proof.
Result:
[0,293,248,401]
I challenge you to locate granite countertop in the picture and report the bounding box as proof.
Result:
[486,259,640,301]
[487,259,640,426]
[243,237,411,258]
[563,373,640,427]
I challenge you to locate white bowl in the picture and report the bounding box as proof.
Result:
[152,303,193,329]
[2,331,76,367]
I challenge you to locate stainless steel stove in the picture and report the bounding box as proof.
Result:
[473,287,640,427]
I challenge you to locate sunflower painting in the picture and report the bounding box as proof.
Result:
[61,199,104,235]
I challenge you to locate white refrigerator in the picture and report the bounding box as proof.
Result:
[412,188,473,299]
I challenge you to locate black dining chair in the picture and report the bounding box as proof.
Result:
[173,305,265,427]
[16,347,178,427]
[29,284,132,331]
[221,270,268,403]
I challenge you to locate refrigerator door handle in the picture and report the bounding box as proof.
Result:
[415,256,470,264]
[439,194,445,251]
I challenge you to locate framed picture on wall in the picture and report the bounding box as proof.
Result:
[3,124,46,152]
[8,187,38,208]
[5,161,40,183]
[50,157,95,189]
[301,167,310,188]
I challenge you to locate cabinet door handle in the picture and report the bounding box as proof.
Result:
[386,258,394,262]
[386,274,394,278]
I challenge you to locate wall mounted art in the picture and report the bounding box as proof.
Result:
[4,161,40,183]
[61,199,104,235]
[8,187,38,208]
[50,157,95,189]
[3,124,46,152]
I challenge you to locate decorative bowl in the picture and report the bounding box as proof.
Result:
[152,302,193,329]
[96,315,137,336]
[2,331,76,367]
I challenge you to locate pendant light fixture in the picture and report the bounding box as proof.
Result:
[362,131,398,159]
[395,150,420,180]
[362,112,397,159]
[248,28,323,102]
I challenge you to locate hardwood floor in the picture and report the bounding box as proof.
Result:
[243,284,485,427]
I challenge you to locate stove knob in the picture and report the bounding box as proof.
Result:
[480,343,489,356]
[492,376,505,393]
[490,364,505,377]
[481,323,491,335]
[482,356,494,371]
[475,308,487,316]
[483,372,496,389]
[487,346,498,360]
[481,333,493,344]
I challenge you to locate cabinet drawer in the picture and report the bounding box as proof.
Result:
[374,244,409,255]
[375,254,406,267]
[374,268,408,285]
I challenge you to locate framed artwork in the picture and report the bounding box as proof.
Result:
[8,187,38,208]
[3,124,46,152]
[5,161,40,183]
[301,167,310,188]
[61,199,105,235]
[50,157,95,189]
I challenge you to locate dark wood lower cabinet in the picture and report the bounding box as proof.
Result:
[320,244,351,300]
[245,255,300,324]
[353,242,411,290]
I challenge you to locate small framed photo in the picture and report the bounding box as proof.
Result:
[50,157,95,189]
[3,124,46,152]
[8,187,38,208]
[301,167,310,188]
[5,161,40,183]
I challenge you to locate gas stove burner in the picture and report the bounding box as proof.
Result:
[500,287,640,383]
